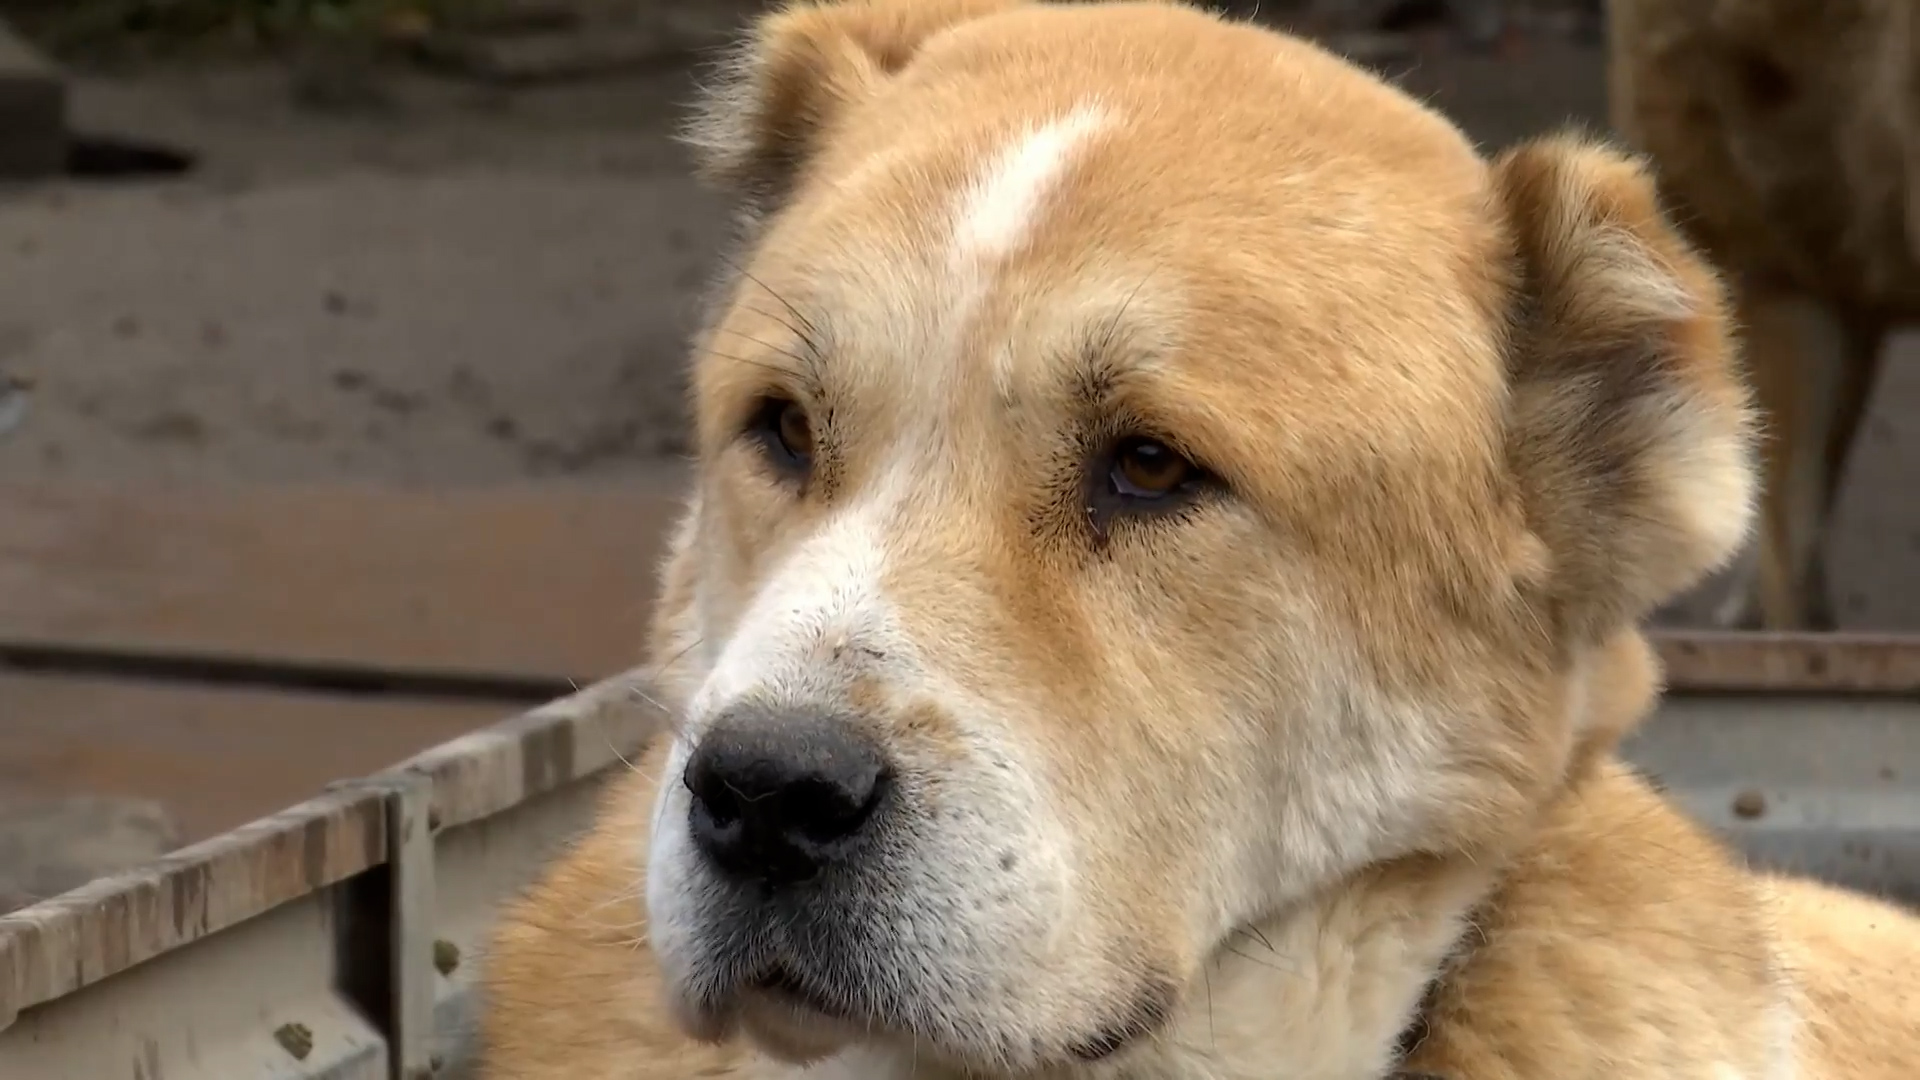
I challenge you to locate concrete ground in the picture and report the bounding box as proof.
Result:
[0,13,1917,901]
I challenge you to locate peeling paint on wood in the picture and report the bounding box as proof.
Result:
[399,671,665,832]
[0,671,667,1030]
[0,784,385,1026]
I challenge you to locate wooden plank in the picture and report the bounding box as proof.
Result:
[400,669,664,832]
[0,672,509,844]
[0,779,390,1029]
[1654,630,1920,694]
[0,473,688,682]
[0,669,648,1027]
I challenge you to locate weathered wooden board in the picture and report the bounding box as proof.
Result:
[0,673,509,844]
[0,474,688,683]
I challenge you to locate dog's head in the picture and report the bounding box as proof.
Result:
[642,0,1754,1072]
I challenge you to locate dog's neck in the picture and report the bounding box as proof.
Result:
[1111,857,1498,1080]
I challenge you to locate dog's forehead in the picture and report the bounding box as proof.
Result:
[743,6,1512,461]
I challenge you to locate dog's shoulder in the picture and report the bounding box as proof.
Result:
[1410,763,1784,1078]
[1767,873,1920,1079]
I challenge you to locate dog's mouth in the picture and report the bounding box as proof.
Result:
[715,959,1175,1068]
[745,964,855,1021]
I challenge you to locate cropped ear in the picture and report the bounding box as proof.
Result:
[684,0,1024,212]
[1495,134,1759,644]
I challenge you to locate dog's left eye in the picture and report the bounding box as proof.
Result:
[1109,437,1197,499]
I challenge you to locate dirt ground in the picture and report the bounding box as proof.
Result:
[0,24,1916,600]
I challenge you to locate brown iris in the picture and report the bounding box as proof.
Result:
[1110,437,1195,499]
[774,399,813,461]
[748,395,815,476]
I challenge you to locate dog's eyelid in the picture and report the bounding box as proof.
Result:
[1077,380,1228,485]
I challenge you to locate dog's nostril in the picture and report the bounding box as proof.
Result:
[692,780,743,828]
[787,771,888,845]
[684,756,747,827]
[682,707,893,887]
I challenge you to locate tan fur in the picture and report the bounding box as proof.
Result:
[482,3,1920,1077]
[1608,0,1918,629]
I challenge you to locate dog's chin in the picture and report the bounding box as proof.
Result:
[734,986,866,1065]
[668,958,1179,1074]
[663,986,740,1047]
[663,966,873,1065]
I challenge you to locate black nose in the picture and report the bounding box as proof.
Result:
[683,708,893,887]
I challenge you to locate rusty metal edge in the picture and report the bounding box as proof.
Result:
[1653,630,1920,695]
[0,781,388,1027]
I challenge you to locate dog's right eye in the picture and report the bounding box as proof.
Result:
[1110,438,1195,499]
[747,396,815,474]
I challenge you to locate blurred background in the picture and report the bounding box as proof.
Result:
[0,0,1915,910]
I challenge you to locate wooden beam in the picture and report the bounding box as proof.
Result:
[0,473,688,683]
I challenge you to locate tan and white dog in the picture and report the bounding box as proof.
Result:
[480,2,1920,1077]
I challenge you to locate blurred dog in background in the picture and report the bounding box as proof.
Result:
[1610,0,1916,630]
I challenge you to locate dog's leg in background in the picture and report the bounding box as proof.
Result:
[1740,280,1885,630]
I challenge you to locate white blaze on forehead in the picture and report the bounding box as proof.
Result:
[951,103,1112,262]
[949,102,1112,401]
